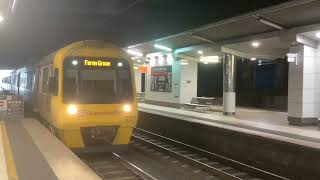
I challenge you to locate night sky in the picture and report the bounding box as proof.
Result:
[0,0,290,67]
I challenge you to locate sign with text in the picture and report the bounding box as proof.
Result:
[150,66,172,92]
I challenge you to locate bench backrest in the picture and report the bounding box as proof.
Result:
[191,97,199,104]
[198,98,213,105]
[190,97,214,105]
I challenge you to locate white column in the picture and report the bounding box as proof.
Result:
[288,44,320,125]
[223,54,236,115]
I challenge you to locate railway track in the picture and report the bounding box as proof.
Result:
[131,128,290,180]
[81,152,158,180]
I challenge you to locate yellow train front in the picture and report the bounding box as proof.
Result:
[37,41,137,152]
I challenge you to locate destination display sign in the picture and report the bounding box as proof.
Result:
[83,60,111,67]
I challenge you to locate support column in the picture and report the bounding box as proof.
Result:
[288,44,320,126]
[223,54,236,115]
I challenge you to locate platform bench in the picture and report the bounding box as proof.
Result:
[184,97,214,112]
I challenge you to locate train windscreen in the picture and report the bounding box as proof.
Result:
[63,57,132,104]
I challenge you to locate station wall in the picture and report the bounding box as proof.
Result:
[136,56,198,105]
[144,57,180,104]
[179,61,198,104]
[133,68,142,93]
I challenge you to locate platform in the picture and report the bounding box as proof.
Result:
[0,118,101,180]
[138,103,320,149]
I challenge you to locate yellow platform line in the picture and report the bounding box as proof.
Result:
[0,121,19,180]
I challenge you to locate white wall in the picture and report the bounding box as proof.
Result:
[180,61,198,104]
[145,57,180,104]
[133,68,142,93]
[288,44,320,122]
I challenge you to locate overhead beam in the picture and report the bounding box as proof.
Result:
[221,47,287,60]
[174,21,320,54]
[296,34,318,48]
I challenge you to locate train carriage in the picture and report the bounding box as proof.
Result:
[5,40,138,152]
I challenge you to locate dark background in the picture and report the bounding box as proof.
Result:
[0,0,290,67]
[198,58,288,111]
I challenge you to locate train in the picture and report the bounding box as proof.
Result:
[2,40,138,152]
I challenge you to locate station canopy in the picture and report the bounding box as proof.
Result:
[127,0,320,61]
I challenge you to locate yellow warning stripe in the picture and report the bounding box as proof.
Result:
[0,121,19,180]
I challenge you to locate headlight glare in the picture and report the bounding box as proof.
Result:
[123,104,132,113]
[67,104,78,115]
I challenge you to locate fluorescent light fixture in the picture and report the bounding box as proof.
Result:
[157,56,164,65]
[180,59,189,65]
[117,62,123,67]
[72,60,78,65]
[137,59,141,63]
[200,56,220,63]
[126,49,143,57]
[204,61,209,64]
[131,56,141,60]
[250,57,257,61]
[251,42,260,48]
[166,54,173,65]
[316,32,320,39]
[259,18,284,30]
[198,50,203,54]
[154,44,172,52]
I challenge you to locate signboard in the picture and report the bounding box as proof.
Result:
[83,60,111,67]
[138,66,147,73]
[6,95,24,117]
[150,66,172,92]
[0,95,7,110]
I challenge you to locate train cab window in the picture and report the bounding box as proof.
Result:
[63,57,132,104]
[41,67,49,93]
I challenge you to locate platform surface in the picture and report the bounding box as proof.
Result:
[0,122,8,180]
[0,118,101,180]
[139,103,320,149]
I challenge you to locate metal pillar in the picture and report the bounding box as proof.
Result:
[223,54,236,115]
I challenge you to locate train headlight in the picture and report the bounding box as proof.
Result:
[67,104,78,115]
[123,104,132,113]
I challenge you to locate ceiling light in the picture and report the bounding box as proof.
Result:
[137,60,141,63]
[198,50,203,54]
[154,44,172,52]
[133,66,138,70]
[131,56,140,60]
[126,49,143,57]
[250,57,257,61]
[117,62,123,67]
[251,42,260,48]
[316,32,320,39]
[200,56,220,63]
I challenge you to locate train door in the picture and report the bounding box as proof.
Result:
[38,65,52,121]
[17,72,20,95]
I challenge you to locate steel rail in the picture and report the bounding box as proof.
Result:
[132,128,290,180]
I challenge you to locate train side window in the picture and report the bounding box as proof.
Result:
[26,71,33,90]
[50,68,59,96]
[41,67,49,93]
